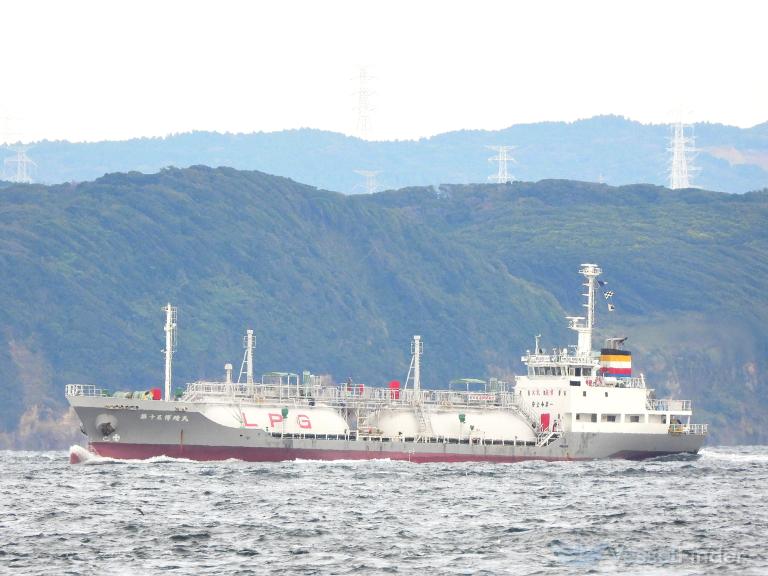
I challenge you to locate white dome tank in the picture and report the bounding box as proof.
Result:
[366,406,536,441]
[202,404,349,435]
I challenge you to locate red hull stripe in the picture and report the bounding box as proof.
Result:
[86,442,688,463]
[90,442,580,463]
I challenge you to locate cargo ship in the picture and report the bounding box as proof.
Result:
[67,264,707,463]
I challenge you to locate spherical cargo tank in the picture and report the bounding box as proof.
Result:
[202,404,349,435]
[366,407,536,441]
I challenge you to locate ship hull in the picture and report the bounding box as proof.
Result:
[69,399,705,463]
[84,441,698,463]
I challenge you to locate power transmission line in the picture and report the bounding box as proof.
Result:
[668,121,698,189]
[354,169,382,194]
[486,145,516,183]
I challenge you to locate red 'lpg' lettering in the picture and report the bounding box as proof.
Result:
[268,413,283,427]
[297,415,311,429]
[242,412,259,428]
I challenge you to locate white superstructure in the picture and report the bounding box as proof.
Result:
[515,263,701,437]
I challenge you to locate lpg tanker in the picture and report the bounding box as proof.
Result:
[67,264,707,463]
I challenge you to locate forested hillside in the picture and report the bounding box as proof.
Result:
[2,116,767,193]
[0,167,766,447]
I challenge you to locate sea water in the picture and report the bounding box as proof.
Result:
[1,447,766,575]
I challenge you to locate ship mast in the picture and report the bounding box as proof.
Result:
[567,264,602,356]
[163,303,178,401]
[413,335,422,396]
[238,329,255,384]
[405,335,424,400]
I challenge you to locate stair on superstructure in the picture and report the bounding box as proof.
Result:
[356,414,370,439]
[415,402,433,442]
[536,429,562,446]
[510,393,561,446]
[512,396,540,431]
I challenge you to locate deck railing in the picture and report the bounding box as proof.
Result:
[612,376,646,389]
[668,423,708,435]
[275,430,538,446]
[647,398,692,412]
[181,380,522,410]
[65,384,107,397]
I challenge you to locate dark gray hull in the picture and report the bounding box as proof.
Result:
[70,399,706,463]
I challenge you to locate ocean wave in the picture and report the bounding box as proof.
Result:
[700,447,768,463]
[68,445,198,466]
[3,446,760,575]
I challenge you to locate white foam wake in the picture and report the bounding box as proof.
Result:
[68,445,198,465]
[69,444,98,464]
[700,447,768,463]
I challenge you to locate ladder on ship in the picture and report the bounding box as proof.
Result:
[512,396,541,433]
[356,414,383,440]
[537,418,564,446]
[512,395,561,446]
[536,429,561,447]
[356,414,369,440]
[415,402,433,442]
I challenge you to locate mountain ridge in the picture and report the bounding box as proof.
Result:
[3,115,767,194]
[0,166,766,447]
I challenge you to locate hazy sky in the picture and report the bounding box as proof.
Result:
[1,0,765,143]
